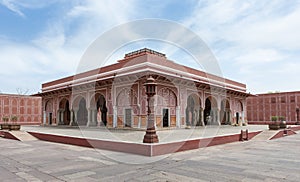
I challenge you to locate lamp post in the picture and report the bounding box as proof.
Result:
[143,76,159,143]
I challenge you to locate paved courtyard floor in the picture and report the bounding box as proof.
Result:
[21,125,268,143]
[0,130,299,181]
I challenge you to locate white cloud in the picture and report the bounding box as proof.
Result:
[1,0,25,17]
[1,0,300,94]
[235,49,285,64]
[0,0,140,94]
[182,0,300,93]
[0,0,57,17]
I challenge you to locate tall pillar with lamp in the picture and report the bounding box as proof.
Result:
[143,76,159,143]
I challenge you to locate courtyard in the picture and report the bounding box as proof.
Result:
[21,125,268,143]
[0,129,299,181]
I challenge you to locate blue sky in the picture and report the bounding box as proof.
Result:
[0,0,299,94]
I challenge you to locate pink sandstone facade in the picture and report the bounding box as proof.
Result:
[0,94,42,125]
[247,91,300,124]
[38,48,250,128]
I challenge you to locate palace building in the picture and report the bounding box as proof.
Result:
[0,93,42,125]
[38,48,250,128]
[247,91,300,124]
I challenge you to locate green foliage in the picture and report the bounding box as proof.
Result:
[271,116,285,122]
[2,116,9,122]
[10,115,18,122]
[271,116,278,122]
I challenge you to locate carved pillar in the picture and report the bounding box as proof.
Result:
[217,108,220,125]
[57,110,61,125]
[212,109,216,125]
[185,107,190,126]
[176,106,180,128]
[43,111,46,125]
[200,108,204,126]
[74,109,78,126]
[229,110,232,125]
[113,106,117,128]
[92,109,96,125]
[69,110,74,126]
[138,115,141,128]
[242,111,245,124]
[87,108,91,127]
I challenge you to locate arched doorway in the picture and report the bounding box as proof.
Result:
[90,94,107,126]
[58,98,70,125]
[157,88,177,127]
[76,97,88,126]
[204,96,218,125]
[236,101,243,124]
[116,88,138,127]
[45,100,53,125]
[220,99,230,125]
[186,94,202,126]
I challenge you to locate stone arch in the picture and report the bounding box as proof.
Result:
[157,87,178,106]
[116,88,138,127]
[90,93,107,126]
[220,99,231,125]
[237,100,243,111]
[45,100,53,125]
[27,99,32,106]
[12,98,17,105]
[235,100,244,124]
[204,96,218,125]
[186,93,202,126]
[11,98,18,114]
[20,99,25,106]
[116,88,138,106]
[58,98,70,125]
[34,116,38,123]
[157,87,178,127]
[72,96,88,126]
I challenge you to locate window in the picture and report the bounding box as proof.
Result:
[281,96,286,103]
[271,97,276,103]
[290,96,295,103]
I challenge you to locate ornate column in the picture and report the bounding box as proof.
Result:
[113,106,117,128]
[185,108,190,126]
[143,76,159,143]
[43,111,46,125]
[212,109,216,125]
[176,106,180,128]
[242,111,245,125]
[217,108,221,125]
[137,104,141,128]
[229,110,232,125]
[92,109,96,126]
[87,108,91,127]
[200,108,204,126]
[57,110,61,125]
[69,109,74,126]
[73,109,78,126]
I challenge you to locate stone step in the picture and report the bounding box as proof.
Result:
[251,130,277,141]
[10,131,38,141]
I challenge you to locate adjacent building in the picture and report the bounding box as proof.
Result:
[0,93,42,125]
[247,91,300,124]
[38,48,250,128]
